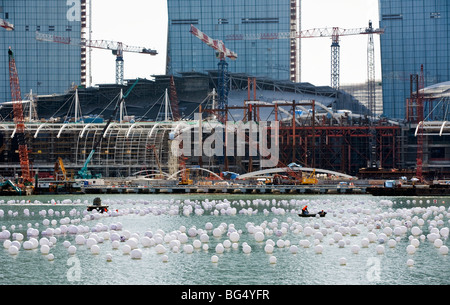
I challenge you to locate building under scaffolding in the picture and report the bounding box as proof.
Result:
[0,73,449,180]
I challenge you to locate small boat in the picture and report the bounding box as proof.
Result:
[86,197,109,213]
[298,211,327,218]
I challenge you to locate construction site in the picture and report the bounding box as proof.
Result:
[1,1,450,195]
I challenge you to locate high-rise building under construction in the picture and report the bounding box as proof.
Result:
[0,0,88,103]
[167,0,301,82]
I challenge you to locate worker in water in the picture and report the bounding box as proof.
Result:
[302,205,309,215]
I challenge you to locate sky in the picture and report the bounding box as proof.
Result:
[90,0,381,87]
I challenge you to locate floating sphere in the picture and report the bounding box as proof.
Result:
[200,233,209,243]
[86,238,97,249]
[276,239,285,248]
[243,244,252,254]
[68,245,77,255]
[289,245,298,254]
[339,257,347,265]
[439,246,449,255]
[40,244,50,255]
[126,238,138,250]
[338,240,345,248]
[269,256,277,264]
[23,241,33,250]
[193,240,202,249]
[254,231,265,242]
[264,244,274,254]
[212,228,222,238]
[3,240,11,249]
[434,239,443,248]
[122,244,131,254]
[230,232,240,243]
[351,245,360,254]
[202,244,209,251]
[387,239,397,248]
[155,244,167,254]
[376,245,385,254]
[140,236,152,247]
[406,244,416,254]
[411,238,420,248]
[215,243,224,254]
[106,253,113,262]
[111,240,120,249]
[130,249,142,259]
[367,232,377,242]
[183,244,194,254]
[90,245,100,255]
[314,245,323,254]
[75,235,86,245]
[8,245,19,255]
[361,238,369,248]
[211,255,219,263]
[406,259,414,267]
[161,255,169,262]
[411,226,421,236]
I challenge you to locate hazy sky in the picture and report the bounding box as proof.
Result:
[90,0,381,87]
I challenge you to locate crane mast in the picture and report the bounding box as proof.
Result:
[8,47,32,183]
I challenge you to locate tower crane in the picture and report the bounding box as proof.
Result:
[0,18,14,30]
[35,32,157,85]
[225,21,384,90]
[8,47,32,183]
[189,24,237,122]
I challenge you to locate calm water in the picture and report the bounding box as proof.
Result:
[0,193,449,285]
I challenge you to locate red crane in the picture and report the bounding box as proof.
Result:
[8,47,32,183]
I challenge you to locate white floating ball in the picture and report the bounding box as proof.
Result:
[406,244,416,254]
[223,240,232,248]
[90,245,100,255]
[106,253,112,262]
[339,257,347,265]
[140,236,152,247]
[254,231,265,242]
[376,245,385,254]
[40,244,50,255]
[161,255,169,262]
[183,244,194,254]
[230,232,240,243]
[314,244,323,254]
[212,228,222,238]
[130,249,142,259]
[434,239,443,248]
[122,244,131,254]
[243,244,252,254]
[200,233,209,243]
[155,244,167,254]
[193,240,202,249]
[47,253,55,261]
[202,244,209,251]
[439,245,449,255]
[211,255,219,263]
[361,238,369,248]
[411,238,420,248]
[3,240,11,249]
[387,239,397,248]
[215,243,224,254]
[111,240,120,249]
[351,245,360,254]
[406,259,414,267]
[68,245,77,255]
[289,245,298,254]
[75,235,86,245]
[86,238,97,249]
[23,241,33,250]
[276,239,285,248]
[264,244,274,254]
[269,256,277,264]
[411,226,421,236]
[8,245,19,255]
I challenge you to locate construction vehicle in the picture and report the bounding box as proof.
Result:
[35,32,157,85]
[179,157,193,185]
[8,47,32,185]
[54,157,68,181]
[301,169,318,185]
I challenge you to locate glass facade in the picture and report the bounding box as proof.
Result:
[0,0,83,103]
[379,0,450,119]
[167,0,297,82]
